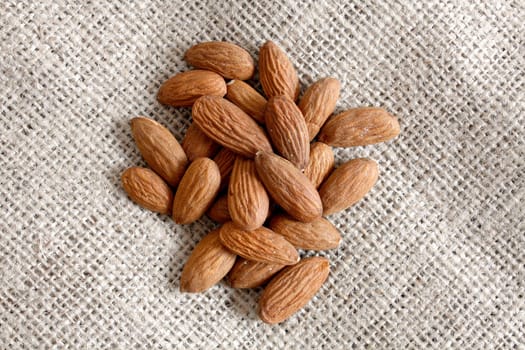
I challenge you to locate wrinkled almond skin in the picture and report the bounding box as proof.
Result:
[265,95,309,170]
[228,258,285,289]
[226,80,267,123]
[172,157,221,224]
[213,148,236,191]
[228,157,270,231]
[269,214,341,250]
[185,42,255,80]
[180,229,236,293]
[259,41,300,101]
[298,77,341,140]
[157,70,226,107]
[181,123,220,161]
[206,194,231,223]
[259,257,330,324]
[192,96,273,158]
[131,117,188,187]
[255,152,322,222]
[121,167,173,214]
[304,142,335,188]
[319,107,400,147]
[219,222,299,265]
[319,158,379,215]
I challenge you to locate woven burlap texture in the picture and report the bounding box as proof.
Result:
[1,0,524,348]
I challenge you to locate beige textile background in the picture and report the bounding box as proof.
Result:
[1,0,524,348]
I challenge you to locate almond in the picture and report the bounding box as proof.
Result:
[181,123,220,161]
[298,77,341,140]
[219,222,299,265]
[269,214,341,250]
[206,194,230,223]
[259,257,330,324]
[180,229,236,293]
[319,158,378,215]
[172,157,221,224]
[226,80,267,123]
[213,148,236,191]
[228,258,285,289]
[259,41,300,101]
[131,117,188,187]
[265,95,309,170]
[303,142,335,188]
[185,41,255,80]
[192,96,273,158]
[319,107,400,147]
[121,167,173,214]
[254,152,322,222]
[157,70,226,107]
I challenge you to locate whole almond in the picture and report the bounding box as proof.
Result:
[185,41,255,80]
[319,107,400,147]
[269,214,341,250]
[219,222,299,265]
[319,158,378,215]
[228,157,269,231]
[157,70,226,107]
[259,41,300,101]
[254,152,322,222]
[121,167,173,214]
[192,96,273,158]
[181,123,220,161]
[226,80,267,123]
[131,117,188,187]
[172,157,221,224]
[180,229,236,293]
[259,257,330,324]
[265,95,309,170]
[213,148,236,191]
[298,77,341,140]
[304,142,335,188]
[228,258,285,289]
[206,194,231,223]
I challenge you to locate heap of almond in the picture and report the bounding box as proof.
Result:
[121,41,400,324]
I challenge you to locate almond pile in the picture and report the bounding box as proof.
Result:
[122,41,400,324]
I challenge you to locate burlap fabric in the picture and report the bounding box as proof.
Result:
[1,1,523,348]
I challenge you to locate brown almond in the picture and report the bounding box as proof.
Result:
[181,123,220,161]
[185,41,255,80]
[172,157,221,224]
[228,157,269,231]
[157,70,226,107]
[226,80,267,123]
[259,41,300,101]
[269,214,341,250]
[255,152,322,222]
[131,117,188,187]
[228,258,285,289]
[265,95,309,170]
[298,77,341,140]
[319,107,400,147]
[180,229,236,293]
[304,142,335,188]
[259,257,330,324]
[121,167,173,214]
[206,194,231,223]
[219,222,299,265]
[319,158,378,215]
[213,148,236,191]
[192,96,273,158]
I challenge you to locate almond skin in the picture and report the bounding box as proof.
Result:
[319,158,379,215]
[259,41,300,101]
[228,157,270,231]
[304,142,335,188]
[298,77,341,140]
[228,258,285,289]
[157,70,226,107]
[131,117,188,187]
[180,229,236,293]
[206,194,231,223]
[181,123,220,161]
[259,257,330,324]
[265,95,309,170]
[172,157,221,224]
[254,152,322,222]
[319,107,400,147]
[213,148,237,191]
[219,222,299,265]
[226,80,267,123]
[269,214,341,250]
[121,167,173,214]
[185,42,255,80]
[192,96,273,158]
